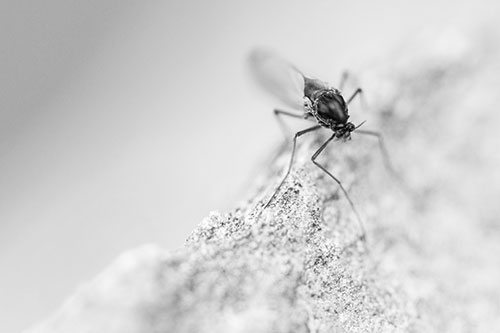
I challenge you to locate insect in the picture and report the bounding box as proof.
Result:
[250,49,397,241]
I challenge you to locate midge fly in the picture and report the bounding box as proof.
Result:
[250,50,396,240]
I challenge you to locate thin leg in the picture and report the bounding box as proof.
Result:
[347,87,369,113]
[339,71,367,109]
[311,134,366,240]
[355,130,397,178]
[354,130,414,205]
[261,125,322,211]
[274,109,306,140]
[347,88,363,104]
[339,71,349,91]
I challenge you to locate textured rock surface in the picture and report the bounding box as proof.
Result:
[27,32,500,332]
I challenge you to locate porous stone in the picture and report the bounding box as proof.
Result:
[27,32,500,333]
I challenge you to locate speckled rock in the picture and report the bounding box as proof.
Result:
[27,31,500,333]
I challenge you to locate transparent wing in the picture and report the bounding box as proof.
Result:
[248,49,306,110]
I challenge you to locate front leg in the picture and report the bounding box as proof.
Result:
[311,134,366,241]
[273,109,308,140]
[260,125,321,213]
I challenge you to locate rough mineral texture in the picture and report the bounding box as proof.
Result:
[27,32,500,332]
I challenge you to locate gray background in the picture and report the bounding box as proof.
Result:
[0,0,497,331]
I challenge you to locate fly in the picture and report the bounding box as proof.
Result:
[250,49,398,241]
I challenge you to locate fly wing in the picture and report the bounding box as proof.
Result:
[248,49,306,110]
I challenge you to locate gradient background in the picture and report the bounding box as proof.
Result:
[1,1,498,331]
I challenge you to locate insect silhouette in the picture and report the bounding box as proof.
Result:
[250,50,397,240]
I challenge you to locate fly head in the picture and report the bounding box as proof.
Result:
[333,122,356,141]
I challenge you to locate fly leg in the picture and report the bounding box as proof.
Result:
[347,88,363,104]
[274,109,310,140]
[347,88,368,113]
[311,134,366,241]
[355,130,394,174]
[355,129,410,193]
[340,72,366,109]
[339,71,349,91]
[261,125,321,212]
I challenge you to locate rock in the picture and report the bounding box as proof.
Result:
[27,31,500,333]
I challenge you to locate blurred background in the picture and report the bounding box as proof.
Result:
[0,0,498,331]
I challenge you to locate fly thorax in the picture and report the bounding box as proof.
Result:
[312,89,349,124]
